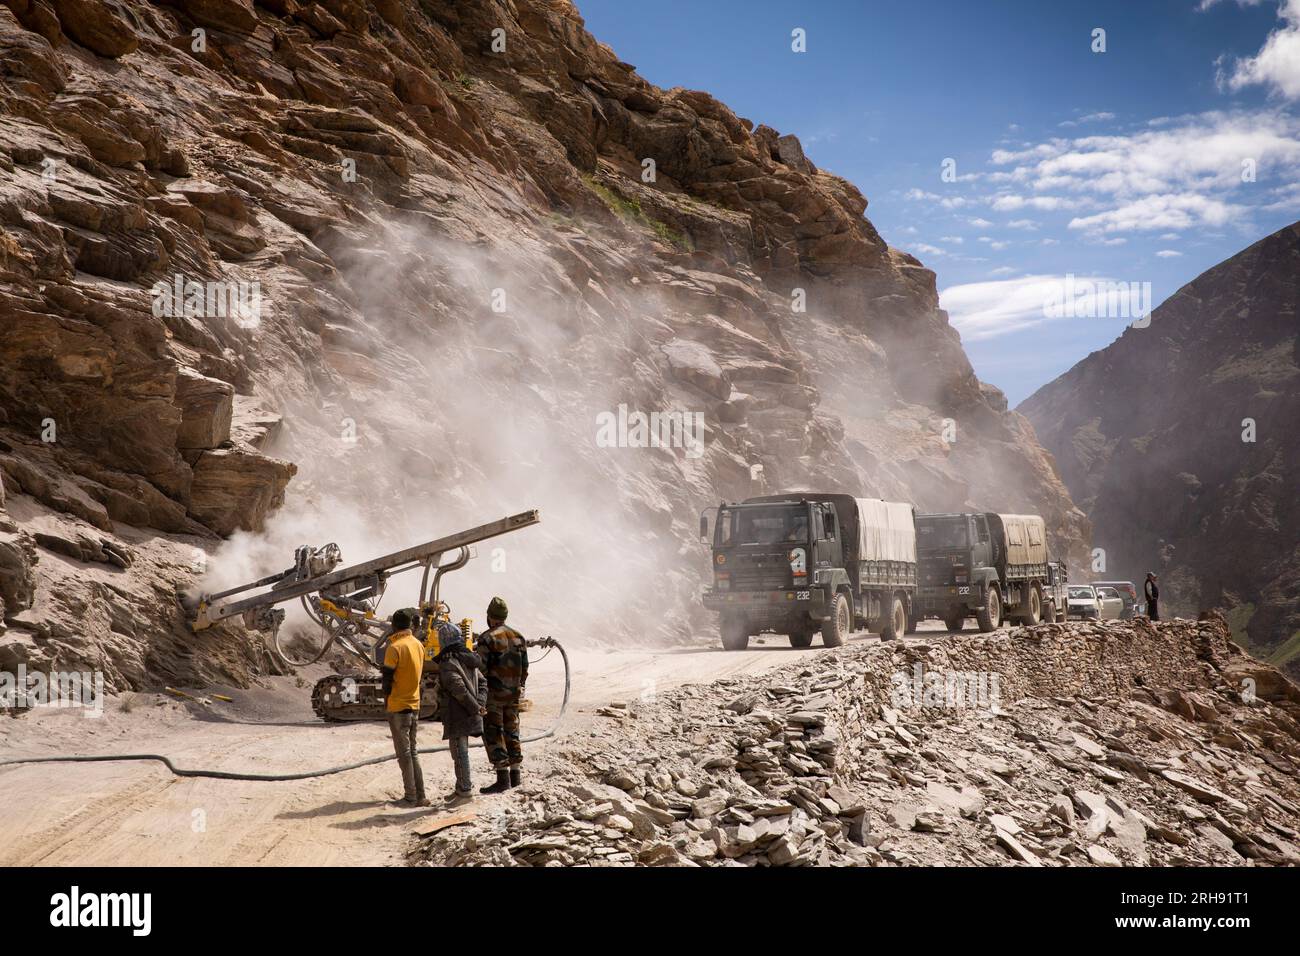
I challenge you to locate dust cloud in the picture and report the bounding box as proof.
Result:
[201,224,711,647]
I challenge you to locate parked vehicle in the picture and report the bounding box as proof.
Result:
[1094,585,1124,620]
[701,494,917,650]
[1093,586,1123,619]
[915,512,1051,633]
[1066,585,1101,620]
[1093,580,1137,619]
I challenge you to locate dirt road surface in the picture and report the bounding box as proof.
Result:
[0,629,917,866]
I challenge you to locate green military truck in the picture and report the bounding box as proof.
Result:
[914,512,1059,632]
[701,494,917,650]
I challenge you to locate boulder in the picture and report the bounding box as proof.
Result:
[174,368,234,450]
[49,0,136,57]
[181,0,257,33]
[0,527,37,618]
[187,443,296,536]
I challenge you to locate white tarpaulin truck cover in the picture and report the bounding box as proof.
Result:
[854,498,917,564]
[996,514,1047,566]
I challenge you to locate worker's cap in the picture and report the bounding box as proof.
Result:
[487,596,508,621]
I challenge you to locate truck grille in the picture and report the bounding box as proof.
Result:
[919,562,961,587]
[729,555,793,591]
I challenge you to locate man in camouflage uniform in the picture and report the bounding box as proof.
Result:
[476,596,528,793]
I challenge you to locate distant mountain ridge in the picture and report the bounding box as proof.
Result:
[1020,222,1300,673]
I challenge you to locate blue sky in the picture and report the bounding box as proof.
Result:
[576,0,1300,405]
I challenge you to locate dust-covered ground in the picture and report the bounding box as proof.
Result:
[3,618,1297,868]
[0,627,871,866]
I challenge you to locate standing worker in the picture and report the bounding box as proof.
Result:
[1144,572,1160,621]
[381,608,429,807]
[476,596,529,793]
[434,617,487,804]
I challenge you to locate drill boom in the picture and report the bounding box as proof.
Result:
[192,509,540,630]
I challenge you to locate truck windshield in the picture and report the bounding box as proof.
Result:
[916,517,968,551]
[1069,587,1094,599]
[725,506,808,546]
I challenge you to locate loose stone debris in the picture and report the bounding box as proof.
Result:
[412,616,1300,867]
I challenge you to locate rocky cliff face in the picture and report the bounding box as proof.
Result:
[1020,223,1300,674]
[0,0,1087,690]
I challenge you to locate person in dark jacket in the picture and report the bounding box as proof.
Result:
[1144,572,1160,621]
[476,596,529,793]
[434,620,487,804]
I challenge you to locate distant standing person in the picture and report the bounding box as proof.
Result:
[434,618,487,805]
[476,596,529,793]
[1144,572,1160,621]
[381,608,429,807]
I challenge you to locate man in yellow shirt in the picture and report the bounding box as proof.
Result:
[382,608,428,807]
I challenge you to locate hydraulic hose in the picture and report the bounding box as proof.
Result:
[0,641,571,783]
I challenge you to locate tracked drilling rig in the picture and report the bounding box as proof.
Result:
[189,510,544,721]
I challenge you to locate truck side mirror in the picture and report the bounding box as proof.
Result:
[699,513,709,539]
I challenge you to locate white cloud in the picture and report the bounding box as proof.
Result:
[1156,249,1184,257]
[904,188,971,209]
[940,275,1151,341]
[939,235,965,243]
[1218,0,1300,99]
[989,194,1089,212]
[1068,192,1240,232]
[991,142,1062,165]
[1007,218,1040,229]
[966,217,994,228]
[989,266,1016,276]
[909,242,948,257]
[941,276,1065,340]
[1262,179,1300,209]
[1059,111,1117,128]
[976,110,1300,235]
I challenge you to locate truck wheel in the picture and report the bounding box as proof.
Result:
[880,596,906,642]
[1043,599,1055,624]
[789,629,814,649]
[905,603,918,635]
[1021,585,1042,625]
[821,592,850,648]
[720,616,749,651]
[976,587,1002,633]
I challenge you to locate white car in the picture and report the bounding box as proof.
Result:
[1067,585,1101,620]
[1093,586,1124,620]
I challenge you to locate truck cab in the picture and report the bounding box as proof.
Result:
[915,512,995,631]
[702,498,842,650]
[701,494,917,651]
[915,511,1050,633]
